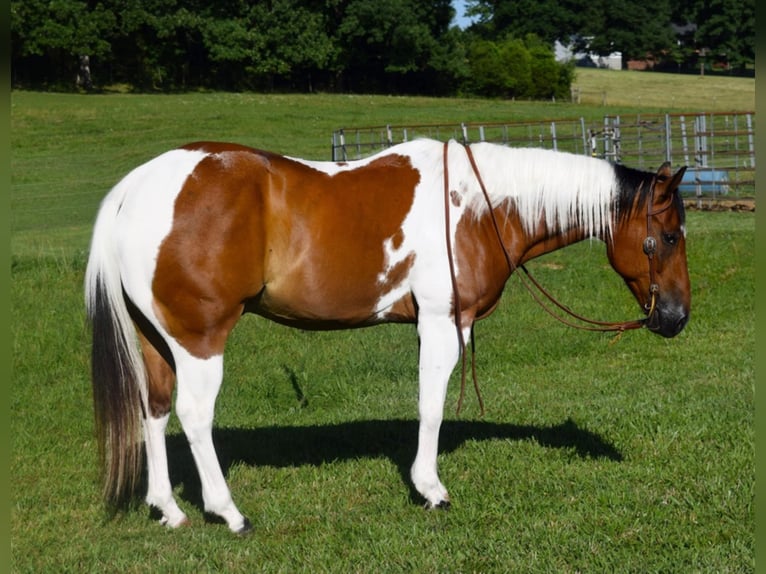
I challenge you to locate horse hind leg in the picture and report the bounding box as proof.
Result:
[136,329,188,528]
[173,347,251,534]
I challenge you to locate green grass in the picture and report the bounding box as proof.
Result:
[11,72,754,572]
[572,67,756,110]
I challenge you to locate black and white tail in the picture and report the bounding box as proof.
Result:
[84,182,147,505]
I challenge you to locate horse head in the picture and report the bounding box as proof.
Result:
[607,163,691,338]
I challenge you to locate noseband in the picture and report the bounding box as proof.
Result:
[642,180,676,319]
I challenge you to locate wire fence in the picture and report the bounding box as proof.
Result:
[330,111,755,208]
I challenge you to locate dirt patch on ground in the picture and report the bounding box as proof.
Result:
[684,198,755,212]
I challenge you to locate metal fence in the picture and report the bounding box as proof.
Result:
[330,111,755,204]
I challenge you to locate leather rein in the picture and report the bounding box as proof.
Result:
[443,141,665,415]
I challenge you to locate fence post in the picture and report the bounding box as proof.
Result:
[664,114,672,163]
[679,116,690,167]
[355,130,361,159]
[695,115,708,169]
[550,121,558,151]
[338,130,347,161]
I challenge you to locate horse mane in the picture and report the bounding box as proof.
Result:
[466,142,620,239]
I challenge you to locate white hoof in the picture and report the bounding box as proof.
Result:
[411,466,450,508]
[158,508,189,528]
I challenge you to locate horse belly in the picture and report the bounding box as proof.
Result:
[256,242,418,328]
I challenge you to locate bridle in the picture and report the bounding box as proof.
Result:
[442,141,670,414]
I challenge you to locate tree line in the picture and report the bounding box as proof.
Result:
[11,0,754,96]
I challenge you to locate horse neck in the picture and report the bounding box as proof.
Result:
[494,206,608,266]
[465,143,618,266]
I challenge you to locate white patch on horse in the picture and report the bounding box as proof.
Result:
[373,140,470,320]
[374,233,413,314]
[114,149,207,333]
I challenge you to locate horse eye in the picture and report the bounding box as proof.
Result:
[662,232,678,246]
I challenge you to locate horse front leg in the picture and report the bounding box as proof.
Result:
[411,314,463,508]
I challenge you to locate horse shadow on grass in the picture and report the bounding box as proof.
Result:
[163,417,623,514]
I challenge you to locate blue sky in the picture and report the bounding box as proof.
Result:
[451,0,478,29]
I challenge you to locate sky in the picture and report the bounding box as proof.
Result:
[451,0,478,29]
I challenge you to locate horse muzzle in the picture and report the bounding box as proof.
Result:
[645,302,689,338]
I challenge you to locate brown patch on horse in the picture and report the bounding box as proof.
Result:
[126,293,176,416]
[152,148,420,358]
[181,141,262,155]
[450,189,462,207]
[389,229,405,251]
[254,154,420,326]
[451,203,519,320]
[137,330,176,417]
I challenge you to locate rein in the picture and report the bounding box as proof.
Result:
[443,142,664,414]
[443,143,484,416]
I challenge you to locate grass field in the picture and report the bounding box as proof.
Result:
[11,70,754,572]
[571,68,755,110]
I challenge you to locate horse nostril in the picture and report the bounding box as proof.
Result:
[662,311,689,338]
[675,313,689,333]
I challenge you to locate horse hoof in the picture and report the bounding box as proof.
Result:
[236,517,253,536]
[424,499,451,511]
[157,512,190,528]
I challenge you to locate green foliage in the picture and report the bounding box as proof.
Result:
[465,34,572,100]
[11,0,754,95]
[692,0,756,70]
[465,0,592,45]
[468,0,755,73]
[10,0,465,94]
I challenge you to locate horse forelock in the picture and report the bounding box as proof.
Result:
[466,143,618,239]
[612,164,685,227]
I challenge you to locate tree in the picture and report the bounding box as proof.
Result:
[579,0,676,64]
[679,0,755,72]
[526,35,573,100]
[11,0,116,87]
[465,0,593,44]
[10,0,573,94]
[199,1,336,90]
[333,0,458,93]
[465,34,570,99]
[465,0,754,73]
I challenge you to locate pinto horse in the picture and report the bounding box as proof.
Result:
[85,138,690,533]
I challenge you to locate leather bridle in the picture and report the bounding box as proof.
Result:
[442,141,668,414]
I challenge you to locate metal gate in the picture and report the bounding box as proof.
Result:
[330,112,755,202]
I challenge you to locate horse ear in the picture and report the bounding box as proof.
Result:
[655,162,673,178]
[654,164,687,202]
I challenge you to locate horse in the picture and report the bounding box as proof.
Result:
[85,138,690,534]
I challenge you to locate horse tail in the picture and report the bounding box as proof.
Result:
[84,181,146,506]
